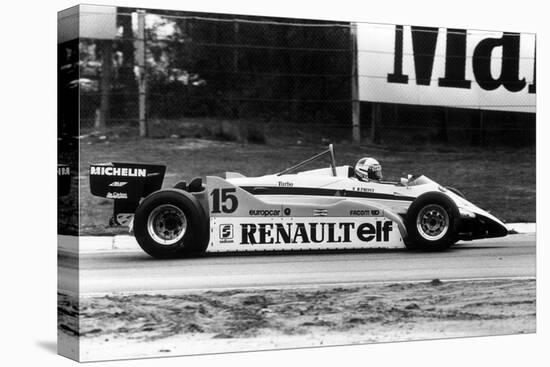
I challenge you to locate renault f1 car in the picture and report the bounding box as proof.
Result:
[89,145,507,258]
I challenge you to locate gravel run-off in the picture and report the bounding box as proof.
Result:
[58,278,535,361]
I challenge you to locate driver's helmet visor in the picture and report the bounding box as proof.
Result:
[368,164,383,180]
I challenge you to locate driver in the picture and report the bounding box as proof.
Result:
[355,157,383,182]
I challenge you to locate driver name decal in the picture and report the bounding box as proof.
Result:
[352,187,374,193]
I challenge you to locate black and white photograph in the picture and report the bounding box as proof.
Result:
[55,1,538,363]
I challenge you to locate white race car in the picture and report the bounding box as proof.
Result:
[90,145,508,258]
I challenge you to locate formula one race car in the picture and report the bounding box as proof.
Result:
[89,145,508,258]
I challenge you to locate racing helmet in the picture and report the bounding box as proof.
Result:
[355,157,383,181]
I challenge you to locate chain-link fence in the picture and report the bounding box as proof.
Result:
[75,7,535,146]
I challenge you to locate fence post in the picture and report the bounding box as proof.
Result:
[231,19,239,120]
[371,103,380,144]
[350,23,360,144]
[439,106,449,143]
[480,110,486,146]
[97,40,112,130]
[136,10,148,137]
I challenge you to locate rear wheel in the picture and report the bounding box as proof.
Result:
[134,189,209,258]
[405,192,458,251]
[147,204,187,245]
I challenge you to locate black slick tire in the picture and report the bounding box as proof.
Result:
[405,192,459,251]
[134,189,209,259]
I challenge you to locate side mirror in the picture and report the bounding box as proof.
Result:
[400,174,414,186]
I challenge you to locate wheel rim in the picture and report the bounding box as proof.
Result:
[416,204,449,241]
[147,204,187,245]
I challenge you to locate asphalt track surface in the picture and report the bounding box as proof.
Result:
[59,233,535,295]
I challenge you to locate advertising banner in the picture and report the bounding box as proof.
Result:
[357,24,536,113]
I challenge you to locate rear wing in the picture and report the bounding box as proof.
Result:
[89,162,166,224]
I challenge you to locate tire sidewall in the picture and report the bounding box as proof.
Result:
[406,192,459,251]
[134,189,208,258]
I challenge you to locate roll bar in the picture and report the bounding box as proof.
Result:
[276,144,337,176]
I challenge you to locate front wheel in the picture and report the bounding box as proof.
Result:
[405,192,459,251]
[134,189,209,259]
